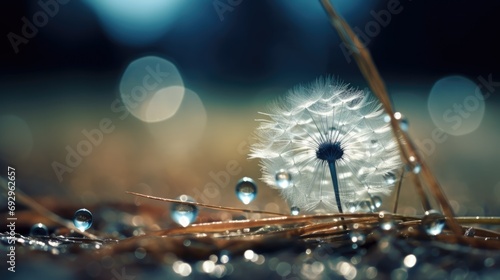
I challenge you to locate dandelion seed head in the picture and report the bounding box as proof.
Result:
[250,77,402,213]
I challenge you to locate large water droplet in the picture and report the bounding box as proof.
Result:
[73,208,93,231]
[383,173,396,185]
[275,170,292,189]
[235,177,257,205]
[171,195,198,227]
[30,223,48,236]
[290,206,300,215]
[422,209,446,236]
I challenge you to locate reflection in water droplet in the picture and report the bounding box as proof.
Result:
[171,195,198,227]
[275,170,292,189]
[383,173,396,185]
[422,209,446,236]
[73,208,93,231]
[235,177,257,205]
[30,223,49,236]
[290,206,300,215]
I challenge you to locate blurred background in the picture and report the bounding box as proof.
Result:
[1,0,500,218]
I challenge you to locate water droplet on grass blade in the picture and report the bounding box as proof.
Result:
[171,195,198,227]
[275,170,292,189]
[371,196,382,211]
[73,208,93,231]
[235,177,257,205]
[290,206,300,215]
[30,223,48,236]
[422,209,446,236]
[383,173,396,185]
[378,211,395,231]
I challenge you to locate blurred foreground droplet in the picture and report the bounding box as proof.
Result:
[120,56,184,123]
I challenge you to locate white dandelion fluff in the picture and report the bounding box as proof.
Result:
[250,77,402,213]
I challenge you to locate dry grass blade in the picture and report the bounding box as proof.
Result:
[126,191,286,216]
[319,0,463,237]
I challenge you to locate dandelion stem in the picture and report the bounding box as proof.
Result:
[327,161,344,214]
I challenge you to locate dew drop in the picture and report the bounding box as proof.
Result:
[235,177,257,205]
[290,206,300,215]
[383,173,396,185]
[73,208,93,232]
[346,202,358,213]
[349,230,366,245]
[30,223,49,236]
[371,196,382,211]
[394,112,409,131]
[171,195,198,227]
[275,169,292,189]
[378,212,395,231]
[422,209,446,236]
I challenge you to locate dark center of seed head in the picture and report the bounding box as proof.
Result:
[316,142,344,162]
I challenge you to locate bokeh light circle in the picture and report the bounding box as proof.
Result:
[84,0,184,46]
[428,75,485,136]
[120,56,184,123]
[147,88,207,159]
